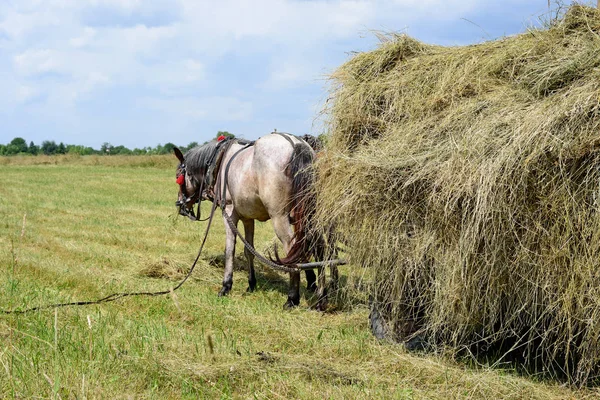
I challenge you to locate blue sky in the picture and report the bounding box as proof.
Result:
[0,0,594,149]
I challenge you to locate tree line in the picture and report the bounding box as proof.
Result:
[0,132,235,156]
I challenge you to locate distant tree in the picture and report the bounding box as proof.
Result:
[10,137,28,153]
[28,141,39,155]
[163,142,176,155]
[67,145,79,155]
[151,144,166,155]
[5,144,20,155]
[0,144,5,155]
[101,142,113,155]
[186,141,198,151]
[57,142,66,154]
[66,145,94,155]
[41,140,58,155]
[112,145,132,155]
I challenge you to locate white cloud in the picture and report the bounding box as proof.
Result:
[0,9,61,39]
[15,84,40,103]
[88,0,143,11]
[69,27,96,48]
[263,60,322,91]
[13,49,63,76]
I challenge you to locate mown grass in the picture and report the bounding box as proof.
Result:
[0,155,595,398]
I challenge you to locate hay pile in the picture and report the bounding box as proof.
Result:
[316,5,600,384]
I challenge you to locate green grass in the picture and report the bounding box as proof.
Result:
[0,156,594,399]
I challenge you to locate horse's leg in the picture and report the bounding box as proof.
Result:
[286,271,301,309]
[219,205,238,297]
[305,270,317,292]
[271,215,301,308]
[242,219,256,292]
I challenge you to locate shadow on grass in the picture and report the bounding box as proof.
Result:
[205,253,290,297]
[183,253,366,313]
[204,254,359,310]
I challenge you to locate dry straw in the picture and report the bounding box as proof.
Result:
[316,5,600,385]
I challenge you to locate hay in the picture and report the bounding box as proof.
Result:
[317,5,600,385]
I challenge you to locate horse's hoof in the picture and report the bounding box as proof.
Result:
[307,282,317,293]
[283,299,299,310]
[218,288,230,297]
[246,285,255,293]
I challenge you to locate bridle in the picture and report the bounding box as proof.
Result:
[175,136,233,221]
[175,162,204,221]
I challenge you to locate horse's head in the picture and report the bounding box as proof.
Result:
[174,147,201,221]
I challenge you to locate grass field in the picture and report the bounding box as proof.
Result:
[0,155,596,399]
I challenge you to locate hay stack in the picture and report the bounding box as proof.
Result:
[317,5,600,384]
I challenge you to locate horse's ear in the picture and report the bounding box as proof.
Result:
[173,147,185,163]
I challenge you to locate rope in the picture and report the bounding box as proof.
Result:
[1,200,220,315]
[222,210,301,273]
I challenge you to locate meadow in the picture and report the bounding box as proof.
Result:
[0,155,595,399]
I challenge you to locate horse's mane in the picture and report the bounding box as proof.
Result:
[183,140,220,178]
[184,138,254,184]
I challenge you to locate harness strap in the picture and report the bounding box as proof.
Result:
[271,131,298,147]
[206,137,234,196]
[219,141,255,209]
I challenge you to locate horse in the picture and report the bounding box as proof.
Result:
[173,132,333,309]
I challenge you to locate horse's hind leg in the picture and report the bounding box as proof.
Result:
[219,205,238,297]
[285,271,301,309]
[305,270,316,292]
[242,219,256,292]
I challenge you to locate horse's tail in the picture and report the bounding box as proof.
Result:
[275,141,324,266]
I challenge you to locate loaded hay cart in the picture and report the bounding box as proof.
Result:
[316,5,600,385]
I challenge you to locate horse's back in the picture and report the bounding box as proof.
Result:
[222,133,312,221]
[253,134,304,216]
[253,133,305,170]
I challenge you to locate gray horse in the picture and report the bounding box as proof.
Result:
[174,132,332,309]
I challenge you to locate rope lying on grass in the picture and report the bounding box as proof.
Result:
[1,202,345,315]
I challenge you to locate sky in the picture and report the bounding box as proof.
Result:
[0,0,595,150]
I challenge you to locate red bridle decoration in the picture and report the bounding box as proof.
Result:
[217,135,226,142]
[176,175,185,185]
